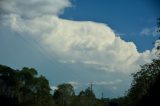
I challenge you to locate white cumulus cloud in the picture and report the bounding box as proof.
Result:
[2,14,156,74]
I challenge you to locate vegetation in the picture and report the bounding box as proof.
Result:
[53,83,75,106]
[0,65,103,106]
[0,56,159,106]
[0,65,55,106]
[125,58,160,106]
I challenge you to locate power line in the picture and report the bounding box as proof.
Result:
[14,32,80,80]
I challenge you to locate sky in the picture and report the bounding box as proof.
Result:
[0,0,160,98]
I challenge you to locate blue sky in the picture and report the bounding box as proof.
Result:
[0,0,159,98]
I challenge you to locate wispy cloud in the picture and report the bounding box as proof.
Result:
[140,27,159,36]
[50,86,58,91]
[59,60,76,64]
[68,81,79,89]
[93,79,122,86]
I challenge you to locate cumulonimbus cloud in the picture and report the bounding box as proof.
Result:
[0,0,157,75]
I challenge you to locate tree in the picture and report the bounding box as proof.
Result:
[126,58,160,106]
[138,73,160,106]
[124,18,160,106]
[0,65,55,106]
[0,65,19,106]
[135,17,160,106]
[78,87,96,106]
[53,83,75,106]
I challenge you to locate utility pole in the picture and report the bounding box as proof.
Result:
[89,82,94,106]
[90,82,93,91]
[101,92,104,100]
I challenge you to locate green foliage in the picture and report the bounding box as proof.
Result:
[0,65,104,106]
[126,59,160,106]
[95,99,106,106]
[53,83,75,106]
[77,87,96,106]
[1,57,159,106]
[0,65,54,106]
[53,84,98,106]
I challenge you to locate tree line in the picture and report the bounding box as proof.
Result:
[0,64,106,106]
[0,53,160,106]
